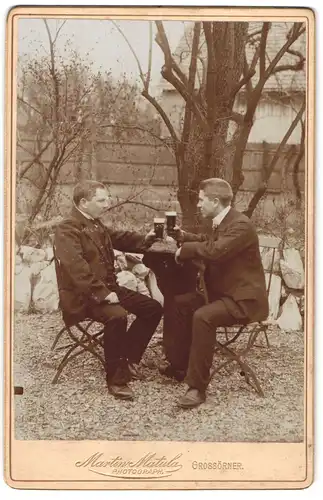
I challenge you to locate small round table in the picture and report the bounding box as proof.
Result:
[143,240,198,359]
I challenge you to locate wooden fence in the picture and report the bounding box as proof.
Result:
[17,138,305,194]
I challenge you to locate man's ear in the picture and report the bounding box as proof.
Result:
[79,197,87,208]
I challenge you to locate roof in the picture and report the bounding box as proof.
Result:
[160,22,306,94]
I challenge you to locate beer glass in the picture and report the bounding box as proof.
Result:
[165,211,177,235]
[154,217,165,239]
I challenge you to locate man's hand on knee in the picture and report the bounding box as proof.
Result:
[105,292,119,304]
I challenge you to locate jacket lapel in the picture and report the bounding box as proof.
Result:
[70,207,113,263]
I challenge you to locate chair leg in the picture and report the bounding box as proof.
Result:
[51,324,105,384]
[210,340,264,397]
[51,326,67,350]
[264,329,270,348]
[52,341,83,383]
[74,324,106,365]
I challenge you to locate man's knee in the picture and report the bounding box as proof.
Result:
[153,299,163,317]
[146,298,163,319]
[174,292,198,311]
[193,306,211,326]
[103,305,127,323]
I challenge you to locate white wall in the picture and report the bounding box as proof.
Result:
[159,91,304,145]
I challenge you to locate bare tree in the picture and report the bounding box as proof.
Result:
[117,21,306,229]
[17,20,161,230]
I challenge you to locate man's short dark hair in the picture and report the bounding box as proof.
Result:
[199,178,233,207]
[73,180,106,206]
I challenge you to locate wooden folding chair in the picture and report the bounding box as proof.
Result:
[51,245,106,384]
[196,235,281,397]
[51,317,106,384]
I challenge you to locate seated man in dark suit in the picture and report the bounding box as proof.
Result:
[168,178,269,408]
[54,180,163,401]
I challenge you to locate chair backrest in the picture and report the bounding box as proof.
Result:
[258,235,281,296]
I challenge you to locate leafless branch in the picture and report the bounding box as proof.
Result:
[112,21,146,88]
[264,23,306,79]
[155,21,189,88]
[232,69,256,97]
[259,23,270,78]
[247,28,263,40]
[101,123,174,152]
[244,97,305,216]
[141,89,179,146]
[18,139,54,179]
[53,20,67,45]
[146,21,153,89]
[17,96,43,117]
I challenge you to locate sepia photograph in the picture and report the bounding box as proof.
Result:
[4,5,314,489]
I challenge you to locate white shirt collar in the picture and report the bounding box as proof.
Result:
[74,203,94,220]
[212,206,231,228]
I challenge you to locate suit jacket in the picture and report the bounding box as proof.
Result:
[54,207,148,320]
[179,208,269,322]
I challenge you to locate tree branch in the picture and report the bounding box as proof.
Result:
[17,96,43,118]
[271,60,305,74]
[155,21,208,131]
[141,89,179,146]
[109,200,160,212]
[53,20,67,45]
[146,21,153,89]
[231,68,256,97]
[264,23,305,79]
[112,21,146,88]
[18,139,53,179]
[101,123,175,153]
[244,98,305,217]
[292,119,305,208]
[259,23,270,78]
[182,22,201,146]
[44,20,60,129]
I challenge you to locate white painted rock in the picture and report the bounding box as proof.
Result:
[30,261,49,277]
[113,249,124,258]
[44,246,54,261]
[136,278,151,297]
[115,253,128,271]
[116,270,138,292]
[280,248,304,289]
[132,263,150,279]
[265,273,282,320]
[258,235,282,248]
[260,246,281,273]
[14,263,32,311]
[277,294,303,331]
[33,262,59,312]
[20,245,46,264]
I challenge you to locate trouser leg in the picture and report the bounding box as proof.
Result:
[87,302,129,384]
[117,286,163,363]
[185,300,238,392]
[167,292,204,371]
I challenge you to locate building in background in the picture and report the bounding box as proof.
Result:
[158,22,306,145]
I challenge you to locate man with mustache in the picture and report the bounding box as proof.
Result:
[54,180,163,401]
[167,178,268,408]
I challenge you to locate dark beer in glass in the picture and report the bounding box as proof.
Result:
[165,211,177,234]
[154,217,165,239]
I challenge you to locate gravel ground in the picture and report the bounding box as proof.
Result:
[13,312,304,442]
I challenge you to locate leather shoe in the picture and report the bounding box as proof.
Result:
[108,384,134,400]
[159,364,186,382]
[177,388,206,408]
[128,362,145,380]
